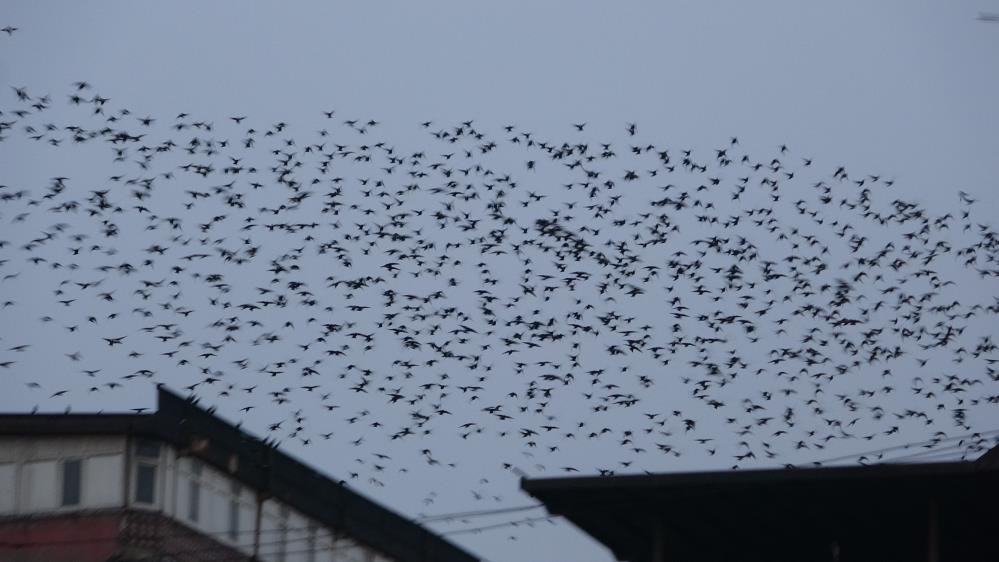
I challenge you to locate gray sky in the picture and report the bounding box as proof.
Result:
[2,2,999,561]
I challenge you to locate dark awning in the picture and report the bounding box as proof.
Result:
[522,456,999,562]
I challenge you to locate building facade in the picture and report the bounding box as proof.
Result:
[0,387,478,562]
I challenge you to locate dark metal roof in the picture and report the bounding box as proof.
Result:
[522,454,999,562]
[0,386,479,562]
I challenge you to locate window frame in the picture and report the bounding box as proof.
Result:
[132,438,160,507]
[187,459,202,522]
[227,480,241,541]
[60,458,82,507]
[134,461,157,505]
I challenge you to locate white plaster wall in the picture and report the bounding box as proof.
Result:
[285,511,308,562]
[209,469,233,540]
[155,454,253,556]
[330,541,371,562]
[228,484,257,552]
[199,464,220,532]
[258,500,285,561]
[23,459,58,511]
[0,445,124,515]
[314,532,336,562]
[0,436,125,462]
[81,453,124,507]
[174,456,195,525]
[255,500,336,562]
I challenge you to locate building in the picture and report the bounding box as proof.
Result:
[522,446,999,562]
[0,386,479,562]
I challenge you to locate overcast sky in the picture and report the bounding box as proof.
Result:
[2,2,999,561]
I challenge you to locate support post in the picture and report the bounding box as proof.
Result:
[652,517,666,562]
[927,497,939,562]
[123,433,132,509]
[252,492,264,561]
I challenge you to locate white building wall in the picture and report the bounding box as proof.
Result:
[259,500,285,561]
[82,454,123,507]
[0,435,126,463]
[23,460,59,512]
[314,531,336,562]
[0,436,127,516]
[285,510,308,562]
[229,484,257,553]
[0,436,396,562]
[332,538,373,562]
[175,456,199,527]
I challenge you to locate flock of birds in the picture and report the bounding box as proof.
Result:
[1,44,999,533]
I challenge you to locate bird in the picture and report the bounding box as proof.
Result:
[0,77,995,543]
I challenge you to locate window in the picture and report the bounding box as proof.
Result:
[135,463,156,504]
[133,439,159,505]
[61,459,82,506]
[188,459,202,522]
[228,481,241,540]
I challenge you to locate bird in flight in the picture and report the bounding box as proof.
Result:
[0,77,996,530]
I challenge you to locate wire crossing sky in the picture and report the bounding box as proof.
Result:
[2,2,998,561]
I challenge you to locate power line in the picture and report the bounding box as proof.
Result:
[891,449,984,464]
[0,522,342,549]
[884,440,997,463]
[0,510,543,561]
[417,503,545,522]
[0,508,552,553]
[0,501,550,550]
[0,527,370,562]
[142,530,362,559]
[0,506,558,554]
[441,514,558,536]
[196,538,421,562]
[804,427,999,466]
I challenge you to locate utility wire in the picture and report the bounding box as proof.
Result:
[0,501,551,549]
[0,511,548,561]
[441,514,558,536]
[0,523,344,549]
[417,503,544,522]
[804,427,999,466]
[885,440,997,463]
